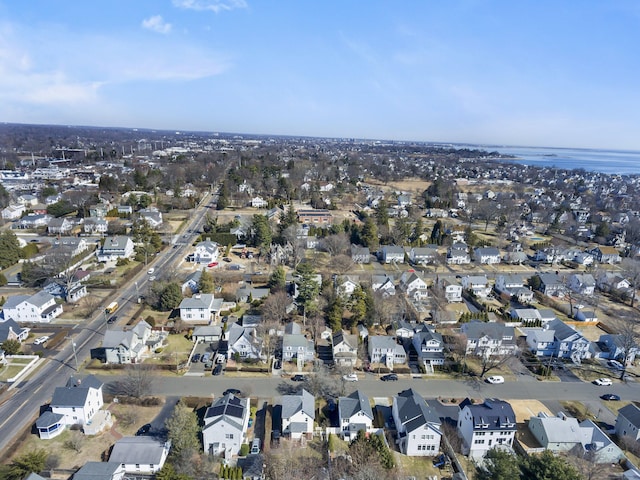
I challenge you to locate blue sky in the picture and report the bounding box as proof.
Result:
[1,0,639,150]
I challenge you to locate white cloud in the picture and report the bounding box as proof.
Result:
[142,15,172,34]
[172,0,248,13]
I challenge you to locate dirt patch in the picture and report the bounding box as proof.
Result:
[508,399,552,422]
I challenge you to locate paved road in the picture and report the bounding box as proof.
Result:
[0,191,216,456]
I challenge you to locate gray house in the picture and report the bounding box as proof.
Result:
[338,390,374,439]
[616,403,640,441]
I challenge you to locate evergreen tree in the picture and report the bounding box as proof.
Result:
[198,269,215,294]
[165,401,199,470]
[360,216,379,249]
[0,231,22,269]
[268,265,286,292]
[520,449,582,480]
[475,448,520,480]
[159,283,183,311]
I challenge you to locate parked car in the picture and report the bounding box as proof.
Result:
[208,262,218,268]
[250,438,261,455]
[213,364,223,376]
[381,373,398,381]
[607,360,624,370]
[273,359,282,370]
[343,373,358,382]
[192,353,201,363]
[147,267,155,275]
[601,393,621,401]
[136,423,152,436]
[486,375,505,384]
[594,377,613,386]
[291,374,306,382]
[33,336,50,345]
[223,257,232,262]
[223,388,241,396]
[201,353,210,363]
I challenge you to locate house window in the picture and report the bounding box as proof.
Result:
[225,434,234,439]
[135,464,140,470]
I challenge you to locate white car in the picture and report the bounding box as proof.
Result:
[147,267,155,275]
[33,336,49,346]
[608,360,624,371]
[486,375,505,384]
[343,373,359,382]
[594,377,613,386]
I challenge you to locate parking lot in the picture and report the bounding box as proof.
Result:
[188,341,224,375]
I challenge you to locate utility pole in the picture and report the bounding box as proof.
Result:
[72,342,79,371]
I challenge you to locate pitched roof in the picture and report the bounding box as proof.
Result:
[51,375,103,408]
[204,393,248,431]
[459,398,516,431]
[394,388,440,434]
[281,389,315,420]
[73,462,123,480]
[109,436,170,465]
[619,403,640,428]
[339,390,373,421]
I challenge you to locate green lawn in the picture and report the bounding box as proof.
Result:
[0,365,25,382]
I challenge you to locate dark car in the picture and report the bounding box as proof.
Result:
[136,423,152,436]
[273,359,282,370]
[291,374,306,382]
[192,353,201,363]
[213,364,223,376]
[381,373,398,381]
[601,393,621,401]
[107,315,117,324]
[223,388,241,396]
[223,257,232,262]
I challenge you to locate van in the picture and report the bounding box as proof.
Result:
[250,438,260,455]
[201,353,210,363]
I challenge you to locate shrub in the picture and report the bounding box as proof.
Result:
[239,443,249,456]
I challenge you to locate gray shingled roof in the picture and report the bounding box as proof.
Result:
[619,404,640,428]
[338,390,373,422]
[281,389,315,420]
[459,398,516,431]
[109,436,170,465]
[395,388,440,434]
[36,411,64,429]
[73,462,122,480]
[51,375,103,408]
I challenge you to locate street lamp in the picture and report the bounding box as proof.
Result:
[72,342,79,371]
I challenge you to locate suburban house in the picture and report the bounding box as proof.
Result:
[392,388,442,456]
[226,323,264,361]
[457,398,516,459]
[351,245,371,264]
[179,294,224,323]
[191,241,220,264]
[474,247,501,265]
[36,375,107,439]
[588,246,621,264]
[575,309,598,322]
[338,390,374,439]
[96,320,154,364]
[280,389,315,439]
[96,236,135,262]
[138,208,163,229]
[73,462,126,480]
[440,278,463,303]
[596,272,631,293]
[547,318,591,361]
[17,213,52,229]
[202,393,250,458]
[181,270,202,294]
[368,335,407,368]
[83,218,108,234]
[525,328,557,357]
[616,404,640,441]
[1,203,26,220]
[335,275,360,298]
[282,333,315,364]
[0,319,30,344]
[510,308,542,324]
[537,272,566,298]
[409,245,439,265]
[461,321,517,357]
[379,245,405,264]
[461,275,491,298]
[235,286,269,304]
[399,272,429,301]
[47,217,75,235]
[2,291,63,323]
[529,412,624,463]
[109,437,171,474]
[597,334,638,364]
[447,243,471,265]
[568,273,596,296]
[394,320,417,339]
[412,329,445,371]
[371,274,396,297]
[494,274,534,304]
[251,196,268,208]
[51,237,89,257]
[332,330,359,367]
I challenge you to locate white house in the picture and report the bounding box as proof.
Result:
[332,331,358,367]
[96,236,135,262]
[474,247,501,265]
[568,273,596,296]
[2,291,63,323]
[109,437,171,474]
[179,294,224,323]
[226,323,264,361]
[392,388,442,456]
[412,329,445,371]
[281,389,315,439]
[251,196,268,208]
[191,241,220,264]
[616,404,640,441]
[1,204,26,220]
[371,274,396,297]
[368,335,406,368]
[335,275,360,298]
[399,272,429,301]
[73,462,126,480]
[202,393,250,458]
[98,321,153,364]
[282,333,315,363]
[461,275,491,298]
[440,278,463,303]
[457,398,516,459]
[379,245,405,264]
[461,321,517,357]
[37,375,105,439]
[338,390,374,439]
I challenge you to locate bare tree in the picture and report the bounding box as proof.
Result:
[621,258,640,307]
[64,431,84,453]
[329,254,355,274]
[321,233,350,256]
[611,314,640,380]
[476,349,513,378]
[261,291,290,325]
[112,364,156,398]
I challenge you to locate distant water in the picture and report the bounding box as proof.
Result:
[487,146,640,175]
